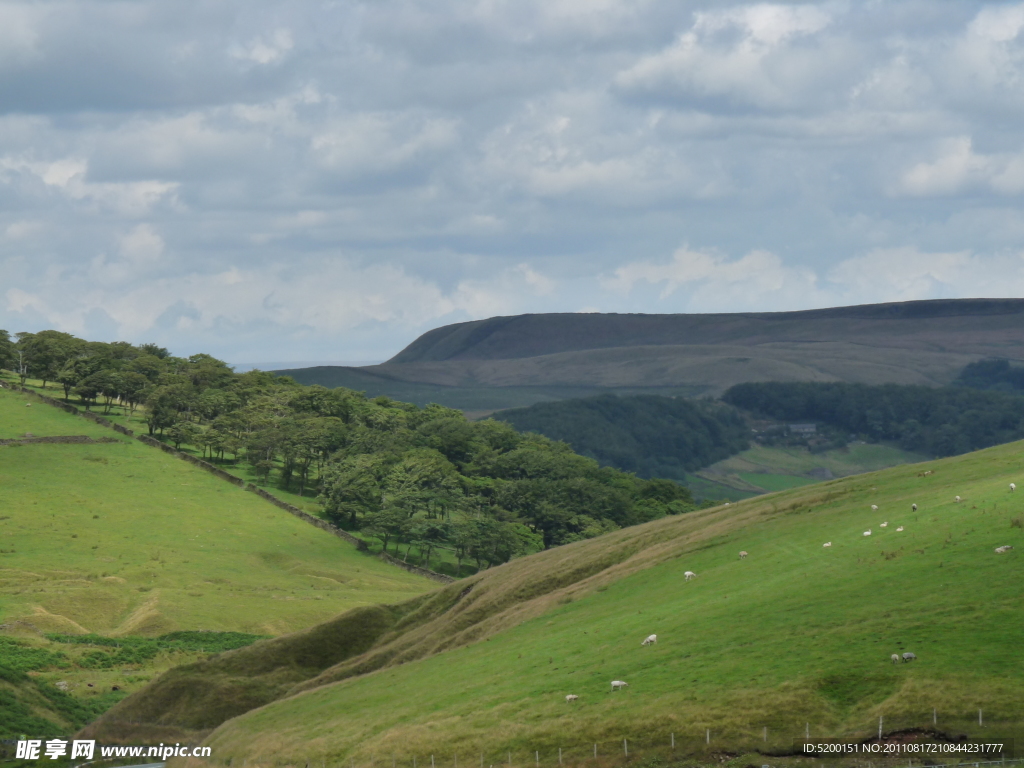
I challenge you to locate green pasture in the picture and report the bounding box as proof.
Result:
[204,441,1024,763]
[0,385,432,638]
[696,444,930,497]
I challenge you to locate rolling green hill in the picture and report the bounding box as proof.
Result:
[85,439,1024,762]
[0,384,433,638]
[280,300,1024,412]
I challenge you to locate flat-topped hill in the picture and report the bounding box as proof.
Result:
[388,299,1024,364]
[279,300,1024,407]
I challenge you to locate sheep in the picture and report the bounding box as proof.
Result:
[891,654,900,664]
[902,652,917,663]
[823,542,832,548]
[641,634,657,646]
[565,694,579,703]
[995,545,1014,554]
[912,504,918,512]
[896,526,904,532]
[863,529,872,536]
[1011,483,1016,492]
[611,680,628,691]
[871,505,879,511]
[684,571,696,581]
[739,551,748,559]
[955,495,961,503]
[880,522,888,528]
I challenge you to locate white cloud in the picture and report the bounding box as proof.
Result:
[897,137,1024,197]
[231,29,294,65]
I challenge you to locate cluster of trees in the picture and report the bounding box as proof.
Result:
[1,328,697,574]
[495,394,750,482]
[723,381,1024,458]
[954,358,1024,393]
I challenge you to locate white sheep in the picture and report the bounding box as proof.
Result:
[565,694,579,703]
[880,522,888,528]
[823,542,832,548]
[871,504,878,511]
[641,634,657,646]
[1011,483,1016,492]
[955,495,961,503]
[995,545,1014,554]
[896,526,904,532]
[739,551,748,559]
[891,654,899,664]
[912,504,918,512]
[684,571,696,581]
[902,652,917,663]
[611,680,628,691]
[863,529,872,536]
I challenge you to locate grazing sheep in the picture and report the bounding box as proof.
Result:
[1011,483,1016,492]
[912,504,918,512]
[880,522,888,528]
[863,529,872,536]
[684,571,696,581]
[871,505,879,511]
[955,495,961,503]
[611,680,628,691]
[902,652,917,663]
[739,551,748,559]
[823,542,832,548]
[995,545,1014,554]
[24,403,31,407]
[641,634,657,646]
[891,654,900,664]
[896,526,904,532]
[565,694,579,703]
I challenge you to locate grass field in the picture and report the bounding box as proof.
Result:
[91,438,1024,765]
[693,444,931,498]
[0,384,433,641]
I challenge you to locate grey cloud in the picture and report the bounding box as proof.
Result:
[3,1,1024,361]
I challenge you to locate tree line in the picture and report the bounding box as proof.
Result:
[494,394,750,482]
[722,380,1024,457]
[1,329,696,575]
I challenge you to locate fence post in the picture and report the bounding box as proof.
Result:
[933,709,937,726]
[980,709,983,726]
[455,756,458,768]
[879,716,883,740]
[671,733,675,749]
[593,744,597,759]
[806,723,809,739]
[558,749,562,765]
[706,729,710,745]
[508,753,511,766]
[623,740,627,757]
[432,757,435,768]
[535,753,538,767]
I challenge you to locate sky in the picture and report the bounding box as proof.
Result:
[3,1,1024,363]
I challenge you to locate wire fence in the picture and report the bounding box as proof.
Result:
[180,717,1022,768]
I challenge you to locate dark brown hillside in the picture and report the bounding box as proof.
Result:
[279,299,1024,407]
[387,299,1024,363]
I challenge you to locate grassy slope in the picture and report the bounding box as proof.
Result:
[95,441,1024,762]
[694,444,930,497]
[0,385,432,638]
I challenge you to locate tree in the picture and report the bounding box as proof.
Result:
[16,330,83,389]
[361,507,408,554]
[0,330,14,371]
[167,418,201,450]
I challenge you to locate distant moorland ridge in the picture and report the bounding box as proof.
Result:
[281,299,1024,403]
[388,298,1024,363]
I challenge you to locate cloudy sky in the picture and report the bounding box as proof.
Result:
[3,0,1024,362]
